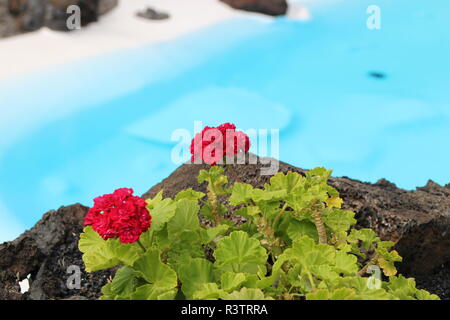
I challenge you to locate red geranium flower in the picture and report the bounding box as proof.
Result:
[190,123,250,165]
[84,188,151,244]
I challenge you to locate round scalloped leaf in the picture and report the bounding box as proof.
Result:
[334,250,358,275]
[266,171,304,193]
[221,272,247,292]
[306,288,359,300]
[175,188,206,201]
[133,249,177,289]
[287,219,319,242]
[78,226,120,272]
[148,198,177,232]
[178,258,215,299]
[110,266,140,297]
[214,231,268,274]
[167,199,200,240]
[192,283,224,300]
[323,209,356,233]
[131,284,177,300]
[229,182,255,205]
[223,287,273,300]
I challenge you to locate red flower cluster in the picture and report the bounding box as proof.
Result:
[84,188,151,244]
[190,123,250,165]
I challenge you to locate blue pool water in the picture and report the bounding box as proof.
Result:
[1,0,450,242]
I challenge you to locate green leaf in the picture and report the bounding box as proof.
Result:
[287,220,319,242]
[110,266,140,297]
[306,167,332,179]
[252,189,286,202]
[323,209,356,233]
[133,249,177,289]
[276,236,335,273]
[223,288,273,300]
[178,258,215,299]
[107,239,141,266]
[145,190,164,210]
[334,251,358,275]
[267,171,304,193]
[234,206,261,219]
[79,226,120,272]
[338,277,393,300]
[192,283,224,300]
[376,247,402,276]
[99,282,117,300]
[220,272,247,292]
[229,183,255,205]
[203,224,229,243]
[131,284,177,300]
[306,289,330,300]
[415,289,440,300]
[198,167,228,195]
[348,229,380,250]
[214,231,268,274]
[306,288,359,300]
[167,199,200,240]
[175,189,206,201]
[149,198,177,232]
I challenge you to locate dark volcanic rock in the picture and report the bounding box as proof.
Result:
[0,0,118,38]
[1,155,449,299]
[136,7,170,21]
[0,0,19,38]
[220,0,288,16]
[0,204,116,300]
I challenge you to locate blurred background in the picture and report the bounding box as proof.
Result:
[0,0,449,242]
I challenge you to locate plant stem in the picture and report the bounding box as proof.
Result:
[273,202,288,230]
[208,188,220,226]
[311,203,327,244]
[357,253,379,276]
[137,240,147,252]
[306,270,316,290]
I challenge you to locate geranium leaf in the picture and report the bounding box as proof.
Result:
[287,220,319,242]
[325,196,343,209]
[334,251,358,275]
[323,209,356,233]
[110,266,140,297]
[203,224,229,243]
[223,288,273,300]
[175,188,206,201]
[107,239,141,266]
[79,226,120,272]
[131,284,177,300]
[214,231,268,274]
[167,199,200,240]
[178,258,215,299]
[266,171,304,193]
[133,249,177,289]
[221,272,247,292]
[229,183,255,205]
[149,198,177,232]
[192,283,224,300]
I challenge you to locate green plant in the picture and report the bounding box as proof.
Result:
[79,167,440,300]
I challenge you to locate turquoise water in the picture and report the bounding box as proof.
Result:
[1,0,449,242]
